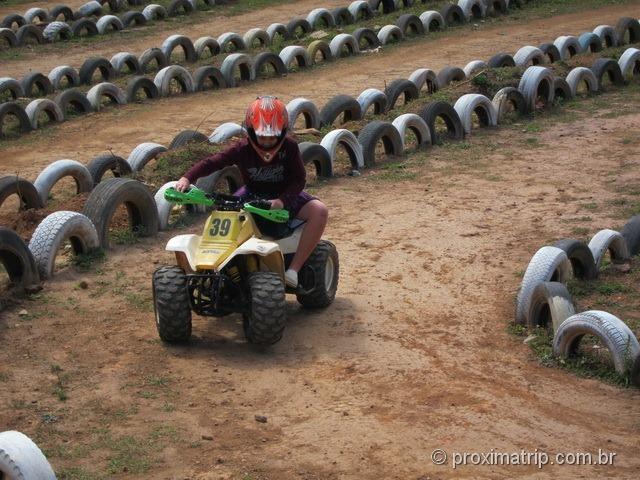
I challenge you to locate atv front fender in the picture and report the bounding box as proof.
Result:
[218,238,284,277]
[166,234,200,271]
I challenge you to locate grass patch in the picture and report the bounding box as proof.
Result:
[51,364,69,401]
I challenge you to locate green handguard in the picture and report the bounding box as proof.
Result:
[244,203,290,223]
[164,187,214,207]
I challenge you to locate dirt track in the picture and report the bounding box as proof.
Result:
[2,2,640,182]
[2,1,640,478]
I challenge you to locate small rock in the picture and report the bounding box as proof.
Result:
[18,309,28,317]
[523,334,537,344]
[78,280,89,289]
[254,415,267,423]
[202,434,214,441]
[613,263,631,273]
[348,170,361,177]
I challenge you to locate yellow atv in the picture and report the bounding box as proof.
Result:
[152,187,339,345]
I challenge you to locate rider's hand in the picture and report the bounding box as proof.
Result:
[175,177,191,192]
[270,199,284,210]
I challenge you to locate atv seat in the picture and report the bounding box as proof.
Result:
[253,215,306,240]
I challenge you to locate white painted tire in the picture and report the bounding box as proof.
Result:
[515,246,572,325]
[154,65,194,96]
[553,311,640,375]
[243,28,270,48]
[127,142,168,171]
[518,65,555,112]
[279,46,311,70]
[357,88,388,116]
[142,4,168,21]
[513,45,546,67]
[48,65,80,89]
[619,47,640,79]
[43,21,72,42]
[217,32,246,52]
[194,36,220,58]
[25,99,64,129]
[110,52,141,75]
[348,0,374,21]
[86,82,126,110]
[286,98,320,129]
[453,93,497,135]
[588,229,629,270]
[208,122,247,143]
[463,60,488,77]
[24,7,49,24]
[77,1,102,18]
[565,67,598,96]
[320,129,364,170]
[307,8,335,29]
[419,11,445,32]
[553,35,583,60]
[329,33,360,58]
[33,159,93,205]
[0,431,56,480]
[592,24,618,47]
[28,211,99,278]
[266,23,288,42]
[392,113,430,150]
[408,68,438,92]
[458,0,486,20]
[220,53,252,87]
[377,25,404,44]
[154,181,194,230]
[96,15,123,34]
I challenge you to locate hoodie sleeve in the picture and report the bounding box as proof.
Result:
[277,140,306,208]
[183,141,243,183]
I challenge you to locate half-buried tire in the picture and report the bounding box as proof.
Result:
[357,120,403,167]
[418,101,464,144]
[0,227,41,293]
[82,177,159,248]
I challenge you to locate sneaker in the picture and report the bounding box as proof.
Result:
[284,269,298,288]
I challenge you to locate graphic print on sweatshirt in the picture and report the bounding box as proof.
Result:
[247,164,285,183]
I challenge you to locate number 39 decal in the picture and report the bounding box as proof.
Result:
[209,218,231,237]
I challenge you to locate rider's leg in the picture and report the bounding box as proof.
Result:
[288,199,328,272]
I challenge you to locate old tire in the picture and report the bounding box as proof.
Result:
[320,94,362,127]
[453,93,498,135]
[0,228,41,293]
[87,153,133,185]
[526,281,576,332]
[82,177,159,247]
[0,176,43,210]
[515,246,571,326]
[553,311,640,375]
[153,266,192,343]
[357,120,403,167]
[54,88,92,116]
[28,211,100,279]
[553,238,598,280]
[299,142,332,178]
[79,56,116,85]
[418,101,464,144]
[588,229,629,270]
[621,215,640,256]
[33,159,93,204]
[0,430,56,480]
[243,271,286,345]
[492,87,526,123]
[127,142,167,171]
[169,129,208,149]
[0,102,31,137]
[125,76,160,102]
[385,78,420,110]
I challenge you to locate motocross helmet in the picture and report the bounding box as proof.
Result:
[244,96,289,161]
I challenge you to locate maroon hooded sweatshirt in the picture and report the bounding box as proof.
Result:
[184,137,306,209]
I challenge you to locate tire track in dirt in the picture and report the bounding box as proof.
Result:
[1,2,639,180]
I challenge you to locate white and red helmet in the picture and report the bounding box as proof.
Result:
[244,96,289,160]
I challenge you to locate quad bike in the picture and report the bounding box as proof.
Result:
[152,187,339,345]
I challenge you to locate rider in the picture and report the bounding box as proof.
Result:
[175,96,328,289]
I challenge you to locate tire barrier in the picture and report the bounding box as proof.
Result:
[0,227,42,293]
[517,215,640,383]
[0,430,56,478]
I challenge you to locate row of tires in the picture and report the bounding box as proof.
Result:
[514,218,640,386]
[0,0,532,99]
[1,0,147,28]
[2,11,638,140]
[2,49,637,279]
[0,0,218,48]
[0,0,410,51]
[1,35,638,213]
